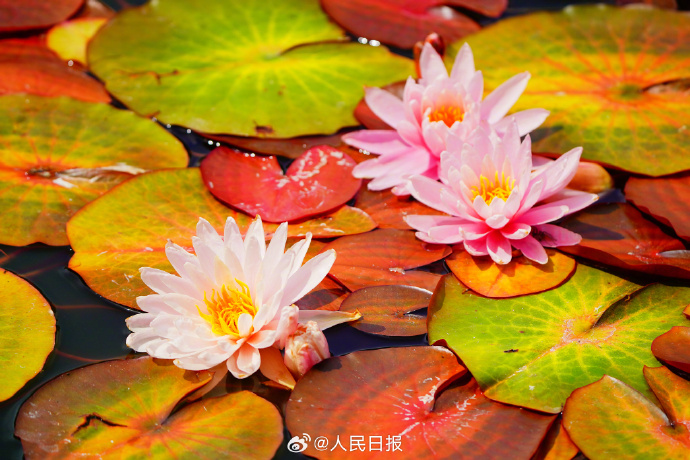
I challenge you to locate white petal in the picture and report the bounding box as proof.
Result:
[281,250,336,306]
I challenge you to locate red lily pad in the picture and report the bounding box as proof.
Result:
[0,40,110,103]
[205,132,347,160]
[559,203,690,280]
[322,229,451,291]
[0,0,83,32]
[355,185,446,230]
[286,346,554,459]
[15,357,283,459]
[201,146,362,223]
[320,0,507,49]
[625,174,690,242]
[652,327,690,373]
[67,168,375,309]
[339,285,430,336]
[446,249,577,299]
[296,277,348,312]
[563,367,690,459]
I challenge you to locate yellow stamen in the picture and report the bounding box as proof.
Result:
[470,172,515,205]
[428,104,464,127]
[198,279,257,337]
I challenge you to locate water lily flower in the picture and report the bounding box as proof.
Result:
[126,217,357,379]
[284,321,330,379]
[342,42,549,195]
[404,123,598,265]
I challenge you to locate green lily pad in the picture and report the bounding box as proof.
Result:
[0,269,55,402]
[88,0,413,138]
[0,94,188,246]
[428,264,690,413]
[456,5,690,176]
[67,168,376,309]
[15,357,283,459]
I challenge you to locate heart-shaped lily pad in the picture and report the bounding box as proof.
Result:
[15,357,283,459]
[558,203,690,280]
[88,0,414,137]
[0,94,188,246]
[652,327,690,373]
[445,249,576,298]
[0,269,55,402]
[0,40,110,102]
[625,174,690,241]
[458,5,690,176]
[321,229,451,292]
[429,263,690,413]
[321,0,507,49]
[0,0,83,32]
[563,367,690,459]
[339,285,430,336]
[67,168,376,309]
[286,346,555,459]
[201,146,361,222]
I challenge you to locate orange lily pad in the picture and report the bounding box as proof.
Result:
[47,18,107,64]
[559,203,690,280]
[533,419,579,460]
[15,357,283,459]
[652,327,690,373]
[625,173,690,241]
[321,229,451,292]
[0,40,110,103]
[286,346,555,459]
[445,249,577,298]
[67,168,376,309]
[354,185,446,230]
[0,94,187,246]
[296,277,348,312]
[0,270,55,402]
[0,0,83,32]
[339,285,430,336]
[563,367,690,459]
[460,5,690,176]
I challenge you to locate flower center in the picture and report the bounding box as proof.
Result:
[428,104,464,127]
[198,279,257,337]
[471,172,515,205]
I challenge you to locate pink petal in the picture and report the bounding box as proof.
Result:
[546,190,599,217]
[420,42,448,84]
[511,235,548,264]
[481,72,530,124]
[494,108,550,137]
[408,175,456,215]
[518,204,569,226]
[463,236,489,256]
[248,330,277,349]
[535,224,582,248]
[364,86,406,128]
[342,130,409,156]
[485,214,509,229]
[428,225,464,244]
[460,222,491,239]
[501,222,531,240]
[487,231,512,265]
[397,119,424,147]
[533,147,583,201]
[405,215,464,233]
[449,43,475,86]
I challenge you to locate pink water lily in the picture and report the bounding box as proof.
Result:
[342,42,549,195]
[126,217,358,379]
[404,123,598,265]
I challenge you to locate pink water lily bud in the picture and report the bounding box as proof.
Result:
[284,321,330,379]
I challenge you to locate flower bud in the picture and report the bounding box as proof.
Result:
[568,161,613,194]
[284,321,330,379]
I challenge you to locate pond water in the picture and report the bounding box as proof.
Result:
[2,0,689,458]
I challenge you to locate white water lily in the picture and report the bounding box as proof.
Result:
[126,216,355,379]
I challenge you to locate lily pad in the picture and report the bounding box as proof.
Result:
[339,285,430,336]
[201,146,361,222]
[652,327,690,373]
[625,174,690,241]
[15,356,283,459]
[445,250,577,298]
[533,419,578,460]
[0,94,187,246]
[0,269,55,402]
[458,5,690,176]
[321,0,507,49]
[0,0,83,32]
[87,0,414,137]
[0,40,110,102]
[354,186,446,230]
[321,228,451,292]
[47,18,107,64]
[428,264,690,413]
[563,367,690,460]
[296,277,348,312]
[559,203,690,280]
[286,346,554,459]
[67,168,376,309]
[206,132,347,159]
